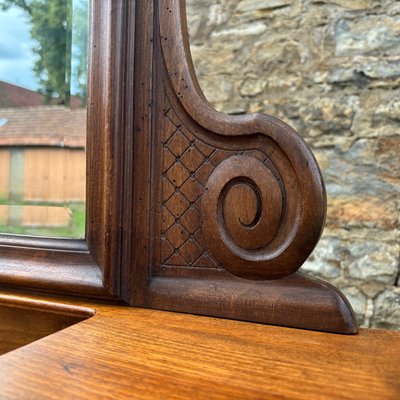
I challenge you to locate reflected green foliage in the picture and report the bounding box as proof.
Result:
[0,201,85,238]
[0,0,88,104]
[71,0,88,102]
[0,0,88,238]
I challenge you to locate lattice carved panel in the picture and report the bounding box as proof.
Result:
[126,0,358,335]
[159,107,269,270]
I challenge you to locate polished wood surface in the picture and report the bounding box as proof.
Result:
[0,0,356,333]
[0,1,130,301]
[0,294,94,356]
[0,294,398,400]
[129,0,356,333]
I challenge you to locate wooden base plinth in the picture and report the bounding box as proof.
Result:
[144,273,358,334]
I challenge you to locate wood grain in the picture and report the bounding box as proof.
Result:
[0,243,108,297]
[0,296,398,400]
[158,0,326,277]
[0,294,94,356]
[0,0,357,333]
[0,149,10,199]
[0,1,130,301]
[128,0,356,333]
[144,274,357,334]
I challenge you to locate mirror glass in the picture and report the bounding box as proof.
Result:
[0,0,88,238]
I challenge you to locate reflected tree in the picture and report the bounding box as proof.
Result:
[71,0,87,103]
[0,0,88,105]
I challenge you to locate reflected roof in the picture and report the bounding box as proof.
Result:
[0,106,86,148]
[0,81,45,108]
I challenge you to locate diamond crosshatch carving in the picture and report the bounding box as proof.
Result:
[162,148,176,170]
[161,206,175,232]
[166,162,190,187]
[179,239,203,264]
[166,129,190,157]
[180,178,203,203]
[162,177,175,200]
[165,224,189,248]
[181,146,204,172]
[195,162,215,187]
[166,192,189,219]
[161,238,174,261]
[159,109,263,269]
[180,207,201,234]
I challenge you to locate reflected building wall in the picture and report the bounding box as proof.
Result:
[0,0,88,238]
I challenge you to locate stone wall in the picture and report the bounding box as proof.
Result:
[186,0,400,329]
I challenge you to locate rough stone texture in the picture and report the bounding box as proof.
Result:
[372,288,400,329]
[186,0,400,329]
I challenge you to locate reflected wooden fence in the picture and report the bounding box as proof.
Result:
[0,147,85,227]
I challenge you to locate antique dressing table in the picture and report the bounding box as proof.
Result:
[0,1,399,398]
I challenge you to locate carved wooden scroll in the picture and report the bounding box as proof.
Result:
[130,0,358,334]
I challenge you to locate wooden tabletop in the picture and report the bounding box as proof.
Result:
[0,294,399,400]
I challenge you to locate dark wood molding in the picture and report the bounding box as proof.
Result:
[85,0,131,297]
[145,273,357,333]
[0,0,133,301]
[0,292,95,356]
[0,0,358,333]
[128,0,357,333]
[0,240,107,297]
[0,292,95,317]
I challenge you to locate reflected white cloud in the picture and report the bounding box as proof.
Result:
[0,7,38,90]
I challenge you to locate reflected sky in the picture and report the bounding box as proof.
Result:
[0,7,38,90]
[0,0,87,95]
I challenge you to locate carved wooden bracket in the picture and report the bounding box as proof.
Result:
[130,0,357,334]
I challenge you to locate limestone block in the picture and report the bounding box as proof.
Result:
[236,0,290,12]
[239,77,266,96]
[327,198,399,230]
[328,0,373,10]
[199,74,234,104]
[344,242,399,284]
[341,287,367,324]
[211,22,267,39]
[351,93,400,137]
[334,16,400,56]
[300,237,343,280]
[372,289,400,330]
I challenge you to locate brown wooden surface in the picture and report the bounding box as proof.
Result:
[0,293,398,400]
[0,0,356,334]
[0,242,109,297]
[128,0,356,333]
[0,1,129,300]
[144,273,357,334]
[0,294,94,356]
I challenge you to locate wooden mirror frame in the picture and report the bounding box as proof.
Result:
[0,1,133,301]
[0,0,357,334]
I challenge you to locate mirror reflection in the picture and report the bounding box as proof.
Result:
[0,0,88,238]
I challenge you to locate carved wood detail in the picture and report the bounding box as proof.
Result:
[0,0,358,335]
[160,107,223,270]
[131,0,357,334]
[157,0,327,281]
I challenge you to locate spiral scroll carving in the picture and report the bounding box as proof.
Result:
[202,155,308,280]
[150,0,356,334]
[160,0,327,281]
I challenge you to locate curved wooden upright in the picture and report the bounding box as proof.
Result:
[130,0,357,333]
